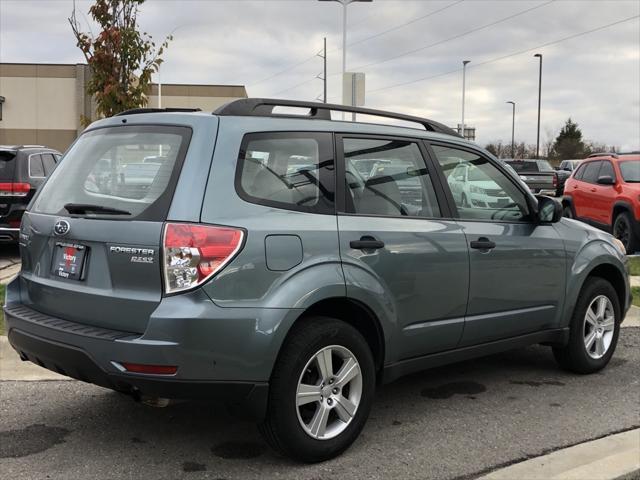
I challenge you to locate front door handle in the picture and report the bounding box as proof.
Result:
[350,236,385,250]
[470,237,496,251]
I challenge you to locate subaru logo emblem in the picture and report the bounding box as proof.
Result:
[53,220,70,236]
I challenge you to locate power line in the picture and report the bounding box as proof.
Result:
[248,54,318,87]
[271,77,318,97]
[345,0,465,49]
[249,0,464,88]
[368,14,640,94]
[348,0,556,73]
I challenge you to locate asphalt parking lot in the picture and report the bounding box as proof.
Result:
[1,328,638,480]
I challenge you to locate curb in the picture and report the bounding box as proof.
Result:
[479,428,640,480]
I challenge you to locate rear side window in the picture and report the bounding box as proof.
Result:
[41,153,57,176]
[32,125,192,220]
[29,154,45,177]
[342,137,441,218]
[236,132,335,214]
[573,163,586,180]
[0,151,16,181]
[581,161,602,184]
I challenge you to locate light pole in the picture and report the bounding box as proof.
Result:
[461,60,470,138]
[534,53,542,159]
[319,0,372,109]
[506,101,516,158]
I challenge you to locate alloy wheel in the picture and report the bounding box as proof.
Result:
[583,295,615,359]
[295,345,362,440]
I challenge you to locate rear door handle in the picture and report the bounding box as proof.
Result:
[350,236,385,250]
[470,237,496,251]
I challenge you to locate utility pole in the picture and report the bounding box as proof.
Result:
[506,101,516,158]
[461,60,470,138]
[316,37,327,103]
[534,53,543,159]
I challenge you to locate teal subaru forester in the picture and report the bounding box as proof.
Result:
[4,99,630,462]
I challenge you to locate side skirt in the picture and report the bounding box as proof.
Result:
[381,328,569,384]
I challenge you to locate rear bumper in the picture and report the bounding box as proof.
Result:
[7,327,267,414]
[3,282,300,420]
[0,226,19,242]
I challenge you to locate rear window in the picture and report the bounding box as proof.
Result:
[505,161,538,172]
[0,151,16,181]
[32,125,192,220]
[536,160,554,172]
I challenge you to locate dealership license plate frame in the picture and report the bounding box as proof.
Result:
[51,242,88,281]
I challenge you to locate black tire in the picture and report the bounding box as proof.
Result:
[259,316,376,463]
[553,277,621,374]
[562,204,574,219]
[613,211,639,254]
[555,187,564,197]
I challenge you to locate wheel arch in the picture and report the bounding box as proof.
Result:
[612,201,633,224]
[280,297,386,376]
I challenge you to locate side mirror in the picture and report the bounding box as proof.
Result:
[536,195,562,223]
[597,175,615,185]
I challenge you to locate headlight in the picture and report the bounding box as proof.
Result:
[470,185,486,195]
[612,237,626,255]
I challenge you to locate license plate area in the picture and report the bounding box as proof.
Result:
[51,242,87,281]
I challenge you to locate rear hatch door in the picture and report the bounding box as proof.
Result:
[19,124,193,333]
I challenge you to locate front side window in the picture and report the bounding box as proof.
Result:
[432,144,530,222]
[581,161,602,184]
[342,137,441,218]
[573,163,586,180]
[32,125,191,220]
[598,161,615,181]
[236,132,334,214]
[29,154,45,177]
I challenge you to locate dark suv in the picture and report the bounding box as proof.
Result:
[4,100,630,462]
[0,145,61,242]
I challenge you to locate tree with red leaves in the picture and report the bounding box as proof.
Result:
[69,0,171,123]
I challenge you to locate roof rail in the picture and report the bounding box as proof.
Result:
[588,152,618,159]
[115,107,202,116]
[214,98,462,137]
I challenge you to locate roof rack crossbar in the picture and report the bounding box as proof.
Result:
[214,98,461,137]
[115,107,202,116]
[588,152,619,158]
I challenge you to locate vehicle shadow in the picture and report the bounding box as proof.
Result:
[31,344,571,468]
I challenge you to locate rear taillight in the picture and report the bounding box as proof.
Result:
[552,174,558,187]
[120,362,178,375]
[163,223,244,294]
[0,182,31,197]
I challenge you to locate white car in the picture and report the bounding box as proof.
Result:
[448,162,513,209]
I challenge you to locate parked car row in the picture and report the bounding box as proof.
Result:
[0,145,61,242]
[504,159,560,196]
[562,152,640,253]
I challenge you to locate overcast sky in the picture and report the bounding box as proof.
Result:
[1,0,639,150]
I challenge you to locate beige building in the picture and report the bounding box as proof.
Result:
[0,63,248,152]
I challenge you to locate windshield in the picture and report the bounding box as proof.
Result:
[619,161,640,183]
[32,125,191,220]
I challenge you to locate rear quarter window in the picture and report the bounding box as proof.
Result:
[235,132,335,214]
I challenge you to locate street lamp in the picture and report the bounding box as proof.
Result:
[506,101,516,158]
[534,53,543,159]
[319,0,372,108]
[461,60,470,138]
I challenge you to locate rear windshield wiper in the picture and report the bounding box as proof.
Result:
[63,203,131,216]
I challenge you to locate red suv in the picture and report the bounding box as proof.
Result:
[562,153,640,253]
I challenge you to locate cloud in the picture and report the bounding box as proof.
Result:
[0,0,638,150]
